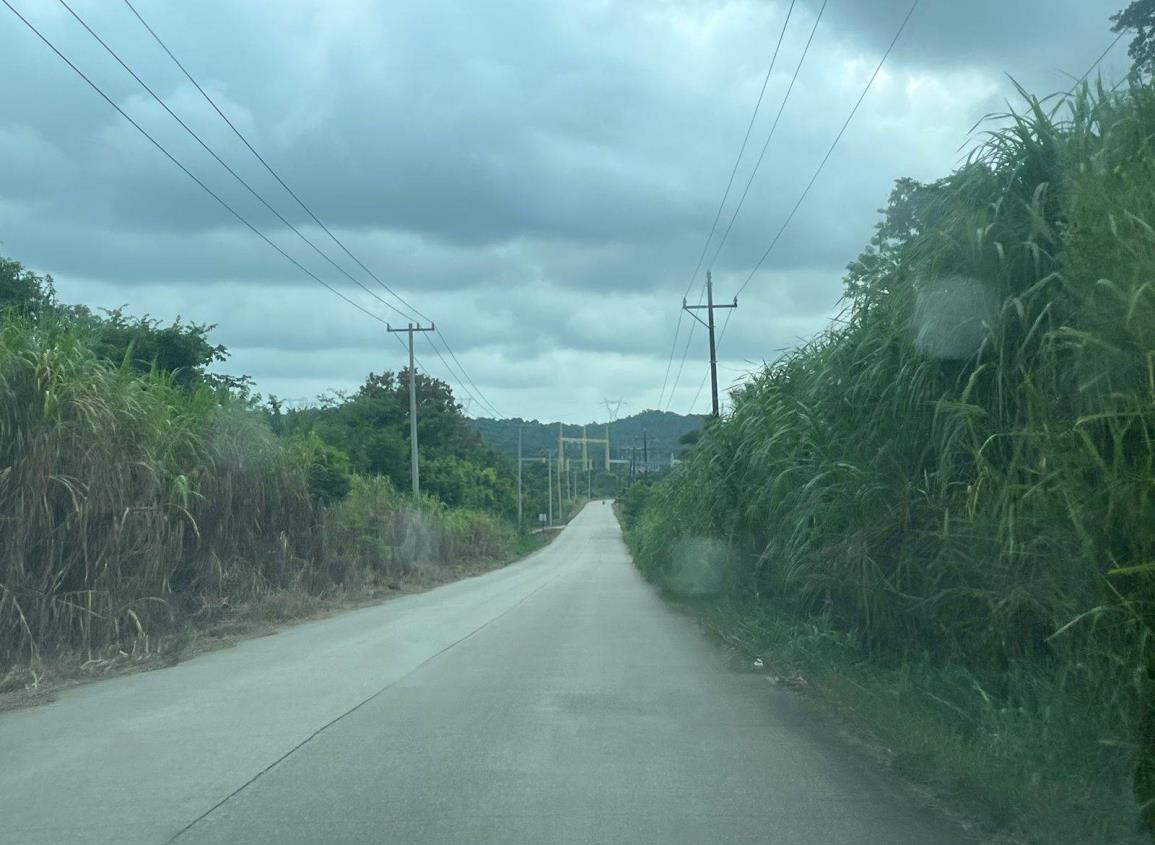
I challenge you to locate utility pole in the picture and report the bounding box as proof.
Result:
[517,426,523,527]
[642,429,648,477]
[683,271,737,416]
[547,451,554,526]
[557,443,564,520]
[387,322,435,496]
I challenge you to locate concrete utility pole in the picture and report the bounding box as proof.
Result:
[683,271,738,416]
[386,322,435,496]
[517,426,523,527]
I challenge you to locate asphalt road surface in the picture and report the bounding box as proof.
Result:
[0,502,971,844]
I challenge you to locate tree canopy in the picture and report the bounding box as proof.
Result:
[278,369,516,513]
[1113,0,1155,75]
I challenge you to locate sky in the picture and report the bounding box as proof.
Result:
[0,0,1133,422]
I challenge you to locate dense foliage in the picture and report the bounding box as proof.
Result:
[1116,0,1155,75]
[624,80,1155,838]
[276,370,517,514]
[0,265,521,670]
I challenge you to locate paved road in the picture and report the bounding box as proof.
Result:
[0,503,970,844]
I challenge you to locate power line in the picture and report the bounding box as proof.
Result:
[422,332,501,418]
[728,6,1121,311]
[121,0,501,417]
[709,7,1124,399]
[656,0,798,409]
[0,0,389,328]
[89,0,501,416]
[9,0,489,419]
[124,0,508,415]
[117,0,500,417]
[665,0,826,408]
[55,0,410,323]
[734,0,922,301]
[119,0,426,325]
[703,0,921,399]
[706,0,828,272]
[435,335,501,417]
[663,286,704,410]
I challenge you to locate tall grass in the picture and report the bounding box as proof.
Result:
[626,79,1155,839]
[0,315,517,669]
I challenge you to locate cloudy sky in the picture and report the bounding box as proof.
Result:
[0,0,1131,421]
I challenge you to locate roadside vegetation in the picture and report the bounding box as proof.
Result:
[0,261,537,691]
[621,64,1155,844]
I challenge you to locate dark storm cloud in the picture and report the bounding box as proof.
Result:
[0,0,1132,419]
[825,0,1124,76]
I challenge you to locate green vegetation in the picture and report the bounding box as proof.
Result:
[471,410,703,470]
[0,262,527,679]
[275,370,516,514]
[622,77,1155,842]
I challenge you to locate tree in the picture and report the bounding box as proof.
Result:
[1113,1,1155,75]
[0,257,54,313]
[84,308,228,387]
[280,369,516,516]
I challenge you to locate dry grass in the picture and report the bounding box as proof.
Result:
[0,532,542,713]
[0,314,525,680]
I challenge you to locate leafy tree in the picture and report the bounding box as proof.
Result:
[282,368,516,515]
[843,174,956,308]
[81,308,228,388]
[0,257,54,314]
[1114,1,1155,75]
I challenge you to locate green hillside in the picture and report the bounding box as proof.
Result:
[470,410,704,473]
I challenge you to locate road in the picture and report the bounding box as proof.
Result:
[0,503,970,844]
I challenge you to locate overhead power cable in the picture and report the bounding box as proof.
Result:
[119,0,501,418]
[705,0,921,396]
[662,283,706,411]
[706,0,829,271]
[656,0,798,410]
[0,0,388,327]
[54,0,410,321]
[708,5,1124,410]
[734,0,922,301]
[667,0,829,410]
[120,0,424,323]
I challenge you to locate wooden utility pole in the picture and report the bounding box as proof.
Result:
[387,322,435,496]
[683,271,737,416]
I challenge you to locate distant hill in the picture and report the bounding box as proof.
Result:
[470,410,704,472]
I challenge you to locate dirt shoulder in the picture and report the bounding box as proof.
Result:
[0,537,552,714]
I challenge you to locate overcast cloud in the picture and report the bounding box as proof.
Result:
[0,0,1130,420]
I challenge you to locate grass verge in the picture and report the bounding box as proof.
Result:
[673,592,1147,845]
